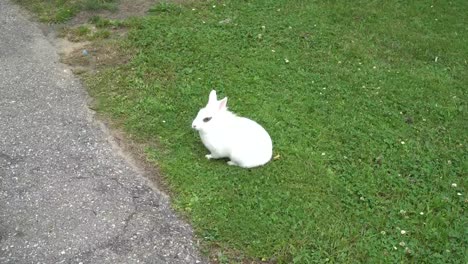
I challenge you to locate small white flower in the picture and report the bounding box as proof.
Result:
[447,160,452,164]
[381,231,386,235]
[162,120,166,123]
[457,192,462,196]
[373,66,377,69]
[321,152,325,156]
[360,196,365,201]
[393,246,398,250]
[288,26,292,29]
[399,209,406,214]
[401,230,406,235]
[338,61,342,64]
[261,25,266,30]
[271,49,275,52]
[401,141,405,144]
[277,8,281,12]
[451,183,457,188]
[192,8,196,11]
[420,212,424,215]
[423,118,427,121]
[284,58,289,63]
[399,241,406,247]
[212,5,216,8]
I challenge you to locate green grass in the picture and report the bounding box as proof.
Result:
[89,15,125,28]
[26,0,468,262]
[85,1,468,262]
[15,0,118,23]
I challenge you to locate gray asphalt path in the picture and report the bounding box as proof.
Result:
[0,2,204,263]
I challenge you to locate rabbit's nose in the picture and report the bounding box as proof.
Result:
[192,124,197,129]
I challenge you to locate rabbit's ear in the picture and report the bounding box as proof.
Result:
[218,97,228,111]
[208,90,218,105]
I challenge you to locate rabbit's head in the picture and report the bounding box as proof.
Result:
[192,90,228,132]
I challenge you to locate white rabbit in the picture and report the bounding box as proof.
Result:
[191,90,272,168]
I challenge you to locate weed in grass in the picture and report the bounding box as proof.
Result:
[60,25,92,42]
[75,25,91,36]
[91,29,111,40]
[89,16,127,29]
[61,25,115,42]
[147,2,182,15]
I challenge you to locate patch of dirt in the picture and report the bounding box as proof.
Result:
[70,0,195,24]
[56,0,163,73]
[54,0,195,72]
[60,36,133,74]
[56,38,90,57]
[70,0,159,25]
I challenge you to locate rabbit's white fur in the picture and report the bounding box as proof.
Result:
[192,90,272,168]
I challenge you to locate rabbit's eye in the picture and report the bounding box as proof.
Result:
[203,117,212,122]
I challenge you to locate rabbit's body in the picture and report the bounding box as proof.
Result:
[199,112,272,168]
[192,90,272,168]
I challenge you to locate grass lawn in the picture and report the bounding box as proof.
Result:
[22,0,468,262]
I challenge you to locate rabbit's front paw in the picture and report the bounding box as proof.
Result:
[205,154,213,160]
[227,161,238,166]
